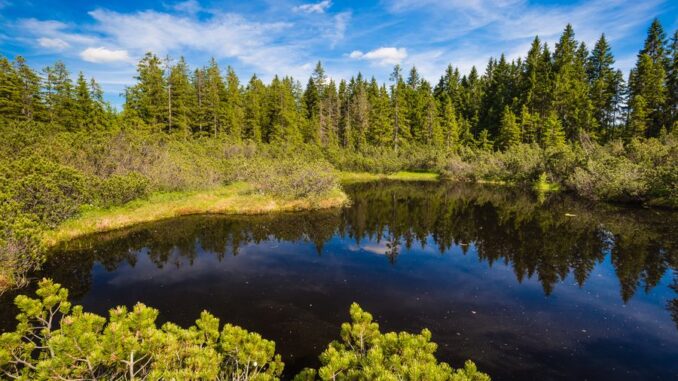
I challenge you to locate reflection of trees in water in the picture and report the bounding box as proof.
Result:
[46,181,677,324]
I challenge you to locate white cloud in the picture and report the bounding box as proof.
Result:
[349,47,407,65]
[172,0,201,15]
[38,37,69,50]
[293,0,332,14]
[80,47,131,63]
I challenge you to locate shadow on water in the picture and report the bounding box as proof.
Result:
[1,181,676,380]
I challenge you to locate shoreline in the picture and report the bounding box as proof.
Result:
[44,182,349,247]
[44,171,440,246]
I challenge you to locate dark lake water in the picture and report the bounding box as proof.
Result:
[1,181,677,380]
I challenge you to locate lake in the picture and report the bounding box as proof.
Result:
[1,181,676,380]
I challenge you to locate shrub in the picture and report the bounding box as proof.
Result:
[0,279,284,380]
[5,157,91,227]
[295,303,490,381]
[237,158,339,199]
[95,172,150,207]
[1,282,490,380]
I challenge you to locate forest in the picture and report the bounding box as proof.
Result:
[1,19,676,291]
[0,14,676,380]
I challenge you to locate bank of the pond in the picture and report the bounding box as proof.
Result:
[339,171,440,183]
[44,182,348,246]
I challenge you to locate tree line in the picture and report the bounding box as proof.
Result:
[0,20,676,150]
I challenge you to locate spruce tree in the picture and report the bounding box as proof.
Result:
[14,56,43,122]
[0,57,22,121]
[498,105,521,149]
[587,34,622,140]
[628,19,669,136]
[168,57,194,136]
[224,66,244,140]
[243,74,265,143]
[543,111,566,148]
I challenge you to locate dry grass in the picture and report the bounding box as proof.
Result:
[44,182,348,246]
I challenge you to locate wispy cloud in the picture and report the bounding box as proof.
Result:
[80,47,131,63]
[293,0,332,14]
[350,47,407,66]
[38,37,69,50]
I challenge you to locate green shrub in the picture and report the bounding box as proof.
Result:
[5,157,91,227]
[1,281,490,380]
[295,303,490,381]
[237,158,339,198]
[0,279,284,380]
[95,172,150,207]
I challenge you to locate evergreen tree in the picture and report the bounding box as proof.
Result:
[168,57,193,136]
[125,53,167,129]
[587,34,622,140]
[243,74,265,142]
[0,57,22,121]
[14,56,43,122]
[552,25,596,140]
[667,30,678,129]
[498,105,521,149]
[224,66,244,140]
[543,111,566,148]
[204,58,227,137]
[628,19,669,136]
[74,72,92,130]
[440,95,460,149]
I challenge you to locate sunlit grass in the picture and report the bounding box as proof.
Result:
[339,171,439,183]
[44,182,348,246]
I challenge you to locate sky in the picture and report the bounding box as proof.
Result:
[0,0,676,107]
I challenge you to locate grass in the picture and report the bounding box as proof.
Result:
[339,171,439,184]
[44,182,348,246]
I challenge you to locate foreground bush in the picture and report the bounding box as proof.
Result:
[0,280,489,381]
[0,279,284,380]
[295,303,490,381]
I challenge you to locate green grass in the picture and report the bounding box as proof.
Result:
[44,182,348,246]
[339,171,439,184]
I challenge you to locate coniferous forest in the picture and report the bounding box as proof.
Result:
[0,17,677,381]
[1,19,677,287]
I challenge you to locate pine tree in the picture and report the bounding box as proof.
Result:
[74,72,92,130]
[498,105,521,149]
[587,34,622,140]
[519,105,538,144]
[0,56,22,121]
[125,53,167,129]
[243,74,265,143]
[204,58,226,137]
[14,56,43,122]
[628,19,669,137]
[552,25,596,140]
[167,57,194,136]
[627,94,649,139]
[440,95,460,149]
[543,111,566,148]
[224,66,244,140]
[667,30,678,129]
[366,79,392,146]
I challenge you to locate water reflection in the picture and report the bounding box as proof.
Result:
[1,181,676,380]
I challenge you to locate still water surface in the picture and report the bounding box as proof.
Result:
[1,181,676,380]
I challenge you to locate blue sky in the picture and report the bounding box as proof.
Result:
[1,0,676,107]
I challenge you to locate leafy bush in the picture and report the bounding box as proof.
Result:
[3,157,91,227]
[295,303,490,381]
[232,157,339,199]
[1,281,489,380]
[95,172,150,207]
[0,279,284,380]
